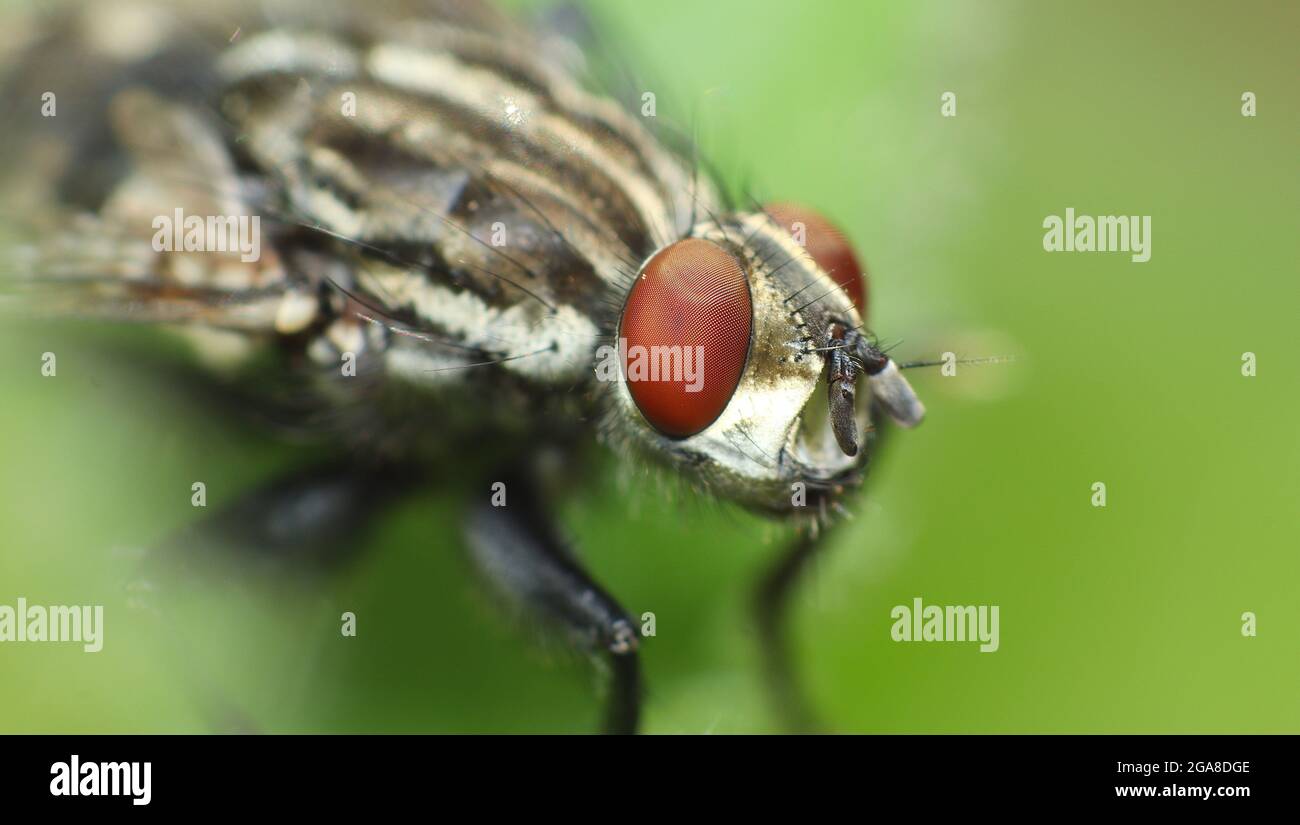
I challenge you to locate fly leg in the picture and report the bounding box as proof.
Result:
[128,461,420,731]
[148,461,419,580]
[755,408,893,732]
[754,526,830,733]
[464,469,641,735]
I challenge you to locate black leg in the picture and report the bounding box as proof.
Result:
[464,469,641,734]
[152,460,420,580]
[755,408,894,732]
[129,460,420,732]
[754,527,829,733]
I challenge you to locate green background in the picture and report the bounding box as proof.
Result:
[1,0,1296,732]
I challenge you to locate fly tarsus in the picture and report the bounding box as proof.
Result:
[464,467,642,734]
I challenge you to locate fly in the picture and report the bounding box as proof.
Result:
[1,0,928,733]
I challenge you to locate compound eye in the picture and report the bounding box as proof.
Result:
[619,238,752,437]
[764,202,868,318]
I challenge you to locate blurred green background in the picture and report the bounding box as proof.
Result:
[1,0,1296,733]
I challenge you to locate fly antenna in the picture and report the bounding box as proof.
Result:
[897,354,1017,371]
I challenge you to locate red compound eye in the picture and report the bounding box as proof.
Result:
[619,238,752,437]
[764,202,868,317]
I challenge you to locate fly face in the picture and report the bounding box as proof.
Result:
[609,207,926,515]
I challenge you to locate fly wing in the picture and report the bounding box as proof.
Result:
[0,0,525,333]
[4,91,311,335]
[0,1,307,333]
[1,0,596,336]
